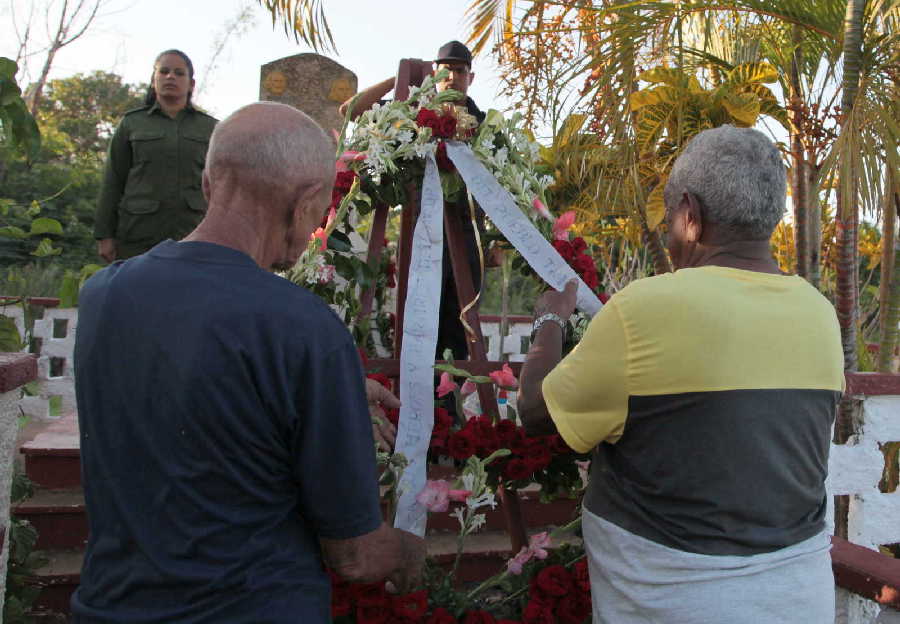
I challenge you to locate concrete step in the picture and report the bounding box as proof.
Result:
[20,411,80,489]
[29,530,582,615]
[13,484,579,549]
[29,549,82,615]
[13,488,87,550]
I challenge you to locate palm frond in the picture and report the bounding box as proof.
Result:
[255,0,336,52]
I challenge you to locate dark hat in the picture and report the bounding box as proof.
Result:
[435,41,473,66]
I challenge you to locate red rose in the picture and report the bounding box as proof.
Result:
[557,592,592,624]
[386,261,397,288]
[571,237,587,254]
[522,600,555,624]
[392,590,429,619]
[448,429,477,460]
[352,582,389,607]
[385,407,400,427]
[435,141,455,172]
[331,583,352,617]
[463,611,496,624]
[548,434,571,454]
[434,407,453,431]
[435,113,458,138]
[494,419,518,446]
[367,373,392,390]
[430,428,449,453]
[357,603,391,624]
[335,169,356,193]
[497,621,522,624]
[524,439,553,472]
[574,253,595,274]
[535,564,574,597]
[528,575,557,608]
[427,607,458,624]
[582,269,599,291]
[572,558,590,593]
[599,291,610,304]
[551,239,575,262]
[504,457,532,481]
[416,108,440,129]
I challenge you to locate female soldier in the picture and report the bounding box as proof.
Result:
[95,50,217,261]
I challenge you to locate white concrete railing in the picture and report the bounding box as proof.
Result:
[830,377,900,623]
[0,352,39,615]
[3,304,899,621]
[3,304,77,421]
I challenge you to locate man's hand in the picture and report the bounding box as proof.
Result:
[386,530,426,593]
[365,378,400,452]
[534,279,578,320]
[97,238,117,263]
[321,523,425,590]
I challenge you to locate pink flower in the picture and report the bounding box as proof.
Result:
[528,531,551,560]
[340,150,367,162]
[506,532,553,575]
[553,210,576,241]
[507,547,533,575]
[416,480,471,513]
[311,227,328,250]
[460,380,477,396]
[532,197,553,221]
[449,488,472,503]
[436,372,458,397]
[489,363,518,389]
[417,480,450,512]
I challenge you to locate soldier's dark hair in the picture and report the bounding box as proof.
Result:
[144,49,195,108]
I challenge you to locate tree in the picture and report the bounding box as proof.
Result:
[40,71,146,161]
[10,0,106,117]
[0,70,146,271]
[254,0,335,52]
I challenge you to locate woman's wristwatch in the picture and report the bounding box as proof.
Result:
[531,313,567,342]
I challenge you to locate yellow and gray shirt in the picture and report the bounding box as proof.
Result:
[544,265,844,556]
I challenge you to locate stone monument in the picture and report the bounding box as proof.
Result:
[259,53,357,134]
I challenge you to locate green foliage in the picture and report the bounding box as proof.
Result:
[41,71,146,162]
[0,58,41,161]
[4,468,48,624]
[0,263,67,298]
[0,70,146,273]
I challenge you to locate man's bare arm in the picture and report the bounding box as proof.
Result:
[339,77,396,120]
[519,280,578,437]
[321,522,425,592]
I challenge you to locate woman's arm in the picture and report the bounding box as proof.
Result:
[94,119,132,259]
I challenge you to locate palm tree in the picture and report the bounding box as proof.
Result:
[254,1,335,52]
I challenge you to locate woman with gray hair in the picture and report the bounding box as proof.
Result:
[518,125,844,623]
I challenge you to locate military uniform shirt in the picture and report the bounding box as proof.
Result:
[95,103,217,259]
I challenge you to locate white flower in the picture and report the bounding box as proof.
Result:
[470,513,486,532]
[451,507,466,531]
[466,491,497,511]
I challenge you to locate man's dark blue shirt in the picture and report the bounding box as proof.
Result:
[72,240,383,623]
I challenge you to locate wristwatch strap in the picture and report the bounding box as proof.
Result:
[531,312,566,341]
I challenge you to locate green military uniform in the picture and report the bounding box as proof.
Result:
[95,102,218,259]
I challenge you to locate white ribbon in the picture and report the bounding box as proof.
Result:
[393,142,604,535]
[446,141,603,317]
[393,153,444,536]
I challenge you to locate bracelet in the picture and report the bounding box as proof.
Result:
[531,313,566,342]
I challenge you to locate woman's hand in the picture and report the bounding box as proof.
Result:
[97,238,117,263]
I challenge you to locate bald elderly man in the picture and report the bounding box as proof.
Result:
[72,102,425,624]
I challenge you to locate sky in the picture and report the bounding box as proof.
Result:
[1,0,511,120]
